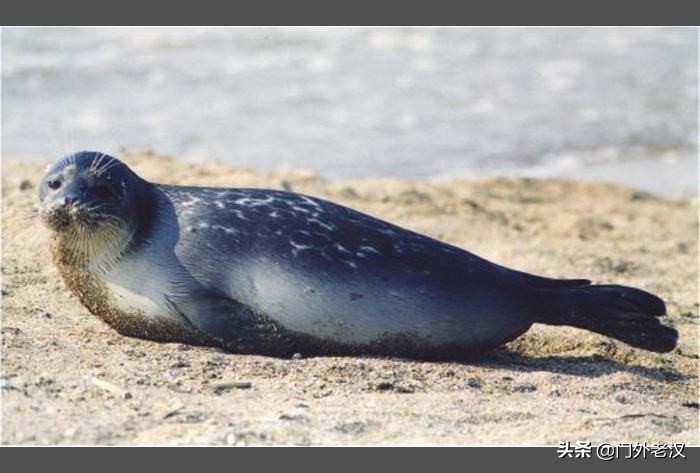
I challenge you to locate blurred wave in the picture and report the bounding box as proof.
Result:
[2,28,697,196]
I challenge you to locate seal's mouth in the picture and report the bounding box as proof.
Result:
[40,202,109,233]
[41,201,133,269]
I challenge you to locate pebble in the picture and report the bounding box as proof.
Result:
[1,379,18,391]
[629,190,653,201]
[163,400,185,419]
[1,327,20,337]
[615,393,629,404]
[90,377,132,399]
[513,382,537,393]
[213,381,252,394]
[374,381,414,393]
[292,353,303,360]
[336,421,368,434]
[338,187,359,199]
[169,410,208,424]
[279,412,305,421]
[206,354,226,366]
[464,378,482,389]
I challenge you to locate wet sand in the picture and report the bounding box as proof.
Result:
[1,152,698,445]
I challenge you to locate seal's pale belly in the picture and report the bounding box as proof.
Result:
[236,259,496,345]
[103,261,172,322]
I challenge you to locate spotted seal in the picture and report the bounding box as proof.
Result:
[37,151,678,359]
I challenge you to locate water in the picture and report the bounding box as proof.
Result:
[2,28,698,197]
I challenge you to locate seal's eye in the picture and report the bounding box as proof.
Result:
[90,185,114,199]
[47,179,62,190]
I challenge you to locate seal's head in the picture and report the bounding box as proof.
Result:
[38,151,154,268]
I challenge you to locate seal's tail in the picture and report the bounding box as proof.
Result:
[536,284,677,353]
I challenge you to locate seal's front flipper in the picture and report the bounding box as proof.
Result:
[536,284,678,353]
[165,291,297,356]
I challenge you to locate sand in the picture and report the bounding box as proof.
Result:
[1,152,698,445]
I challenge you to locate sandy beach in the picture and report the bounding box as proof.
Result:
[1,152,698,445]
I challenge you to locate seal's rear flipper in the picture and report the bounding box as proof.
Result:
[537,284,678,353]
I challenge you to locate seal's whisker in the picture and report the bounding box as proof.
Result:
[98,153,112,173]
[90,152,105,173]
[81,204,110,213]
[91,154,110,175]
[98,154,119,175]
[95,157,121,175]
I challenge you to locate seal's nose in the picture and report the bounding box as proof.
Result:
[58,183,84,207]
[59,193,79,206]
[58,192,83,210]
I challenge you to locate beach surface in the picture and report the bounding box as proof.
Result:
[2,152,698,445]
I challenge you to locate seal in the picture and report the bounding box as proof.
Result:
[38,151,678,359]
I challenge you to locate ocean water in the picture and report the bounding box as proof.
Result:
[2,28,698,197]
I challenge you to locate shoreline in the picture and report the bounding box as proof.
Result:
[5,151,698,201]
[2,152,698,445]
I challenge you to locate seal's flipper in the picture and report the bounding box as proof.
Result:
[165,292,299,356]
[537,284,678,353]
[515,271,591,289]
